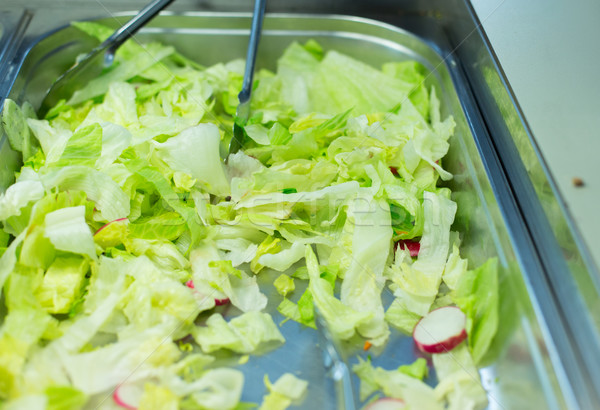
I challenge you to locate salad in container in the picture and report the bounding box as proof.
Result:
[0,21,500,410]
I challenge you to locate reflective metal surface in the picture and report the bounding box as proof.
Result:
[38,0,175,116]
[1,3,598,409]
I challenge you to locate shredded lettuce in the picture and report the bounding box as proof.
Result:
[353,358,442,409]
[452,258,499,364]
[259,373,308,410]
[399,357,429,380]
[193,312,285,354]
[432,344,488,410]
[0,26,498,408]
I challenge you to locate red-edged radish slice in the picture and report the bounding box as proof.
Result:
[413,306,467,354]
[113,382,144,409]
[366,398,406,410]
[395,240,420,257]
[94,218,129,248]
[214,297,230,306]
[185,280,195,289]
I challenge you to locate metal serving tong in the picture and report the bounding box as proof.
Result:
[228,0,267,156]
[38,0,174,117]
[314,307,358,410]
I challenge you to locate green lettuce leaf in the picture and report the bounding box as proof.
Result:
[193,312,285,354]
[54,123,102,167]
[190,242,267,312]
[259,373,308,410]
[34,256,89,314]
[305,245,371,340]
[43,205,96,259]
[1,99,39,161]
[452,258,499,364]
[387,190,457,316]
[155,124,230,197]
[432,343,487,410]
[352,358,442,409]
[274,274,295,297]
[398,357,428,380]
[339,192,392,345]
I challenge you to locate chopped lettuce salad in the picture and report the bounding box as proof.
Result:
[0,22,499,409]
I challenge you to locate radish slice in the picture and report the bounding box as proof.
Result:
[413,306,467,354]
[366,398,406,410]
[113,382,144,409]
[215,297,230,306]
[185,280,195,289]
[396,240,420,257]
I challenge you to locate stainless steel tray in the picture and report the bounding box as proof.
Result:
[0,8,596,409]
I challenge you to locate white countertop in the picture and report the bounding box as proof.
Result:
[471,0,600,270]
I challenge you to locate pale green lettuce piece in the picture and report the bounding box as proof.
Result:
[388,190,457,316]
[26,118,72,163]
[259,373,308,410]
[277,43,414,116]
[56,329,179,394]
[95,122,132,169]
[258,241,305,272]
[0,179,44,221]
[20,226,56,270]
[442,243,469,291]
[432,344,488,410]
[384,298,422,335]
[214,237,258,267]
[3,395,47,410]
[88,81,139,127]
[51,256,126,354]
[125,238,189,272]
[227,151,265,202]
[245,123,271,145]
[156,123,230,197]
[34,256,89,314]
[45,386,87,410]
[1,99,39,161]
[193,311,285,354]
[339,192,392,345]
[401,89,455,181]
[190,242,267,312]
[0,264,53,398]
[68,42,175,105]
[452,258,499,364]
[277,42,321,115]
[54,123,102,168]
[317,50,414,115]
[305,245,371,340]
[0,231,25,291]
[119,255,199,334]
[40,165,130,222]
[398,357,428,380]
[274,274,295,297]
[235,180,360,210]
[253,158,338,195]
[250,236,282,274]
[173,368,244,410]
[124,161,205,246]
[128,213,187,243]
[43,205,96,259]
[353,358,442,409]
[139,383,179,410]
[382,60,430,120]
